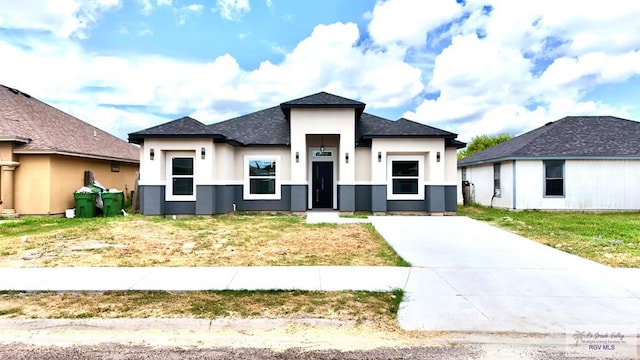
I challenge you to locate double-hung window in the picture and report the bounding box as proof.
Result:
[244,156,280,200]
[493,163,501,197]
[166,152,195,201]
[544,160,564,196]
[387,155,424,200]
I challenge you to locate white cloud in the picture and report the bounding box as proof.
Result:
[216,0,250,21]
[138,0,173,14]
[0,0,121,38]
[368,0,463,48]
[399,0,640,140]
[0,20,425,138]
[175,4,204,25]
[137,0,153,14]
[138,28,153,36]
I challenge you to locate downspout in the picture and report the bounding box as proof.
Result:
[512,160,517,209]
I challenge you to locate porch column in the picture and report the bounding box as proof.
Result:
[1,162,19,215]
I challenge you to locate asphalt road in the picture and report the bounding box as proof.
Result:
[0,343,628,360]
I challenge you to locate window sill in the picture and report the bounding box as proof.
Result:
[243,195,282,201]
[166,196,196,202]
[387,194,425,201]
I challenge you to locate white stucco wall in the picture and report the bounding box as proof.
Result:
[462,163,494,206]
[371,138,451,185]
[355,147,372,182]
[138,138,215,185]
[214,143,235,182]
[515,159,640,210]
[462,159,640,210]
[289,108,355,185]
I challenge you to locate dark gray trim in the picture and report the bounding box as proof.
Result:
[444,186,457,212]
[139,185,164,215]
[338,185,355,212]
[139,183,458,215]
[371,185,387,212]
[215,185,235,213]
[387,200,425,211]
[234,185,291,211]
[355,185,372,211]
[196,185,215,215]
[290,185,307,211]
[165,201,196,214]
[426,185,445,212]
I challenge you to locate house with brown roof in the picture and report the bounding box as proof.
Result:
[0,85,139,216]
[129,92,464,215]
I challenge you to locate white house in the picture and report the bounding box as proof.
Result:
[457,116,640,210]
[128,92,465,215]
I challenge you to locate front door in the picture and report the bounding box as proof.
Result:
[312,162,333,208]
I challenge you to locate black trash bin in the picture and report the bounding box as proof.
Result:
[462,180,471,205]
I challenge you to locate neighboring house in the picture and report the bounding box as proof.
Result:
[0,85,139,216]
[457,116,640,210]
[128,92,464,215]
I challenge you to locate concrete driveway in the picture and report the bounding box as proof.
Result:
[371,216,640,336]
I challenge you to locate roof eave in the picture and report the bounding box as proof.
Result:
[13,149,140,163]
[458,155,640,167]
[0,135,31,144]
[361,134,457,139]
[128,134,226,145]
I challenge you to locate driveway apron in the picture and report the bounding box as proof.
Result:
[370,216,640,334]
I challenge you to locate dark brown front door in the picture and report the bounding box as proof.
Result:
[312,162,333,208]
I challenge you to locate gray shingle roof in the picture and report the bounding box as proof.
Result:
[458,116,640,166]
[129,92,461,147]
[280,91,365,108]
[359,115,457,138]
[1,85,139,162]
[208,106,290,146]
[128,116,222,144]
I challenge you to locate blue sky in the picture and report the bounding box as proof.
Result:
[1,0,640,142]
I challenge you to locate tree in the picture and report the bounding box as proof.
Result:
[458,134,512,160]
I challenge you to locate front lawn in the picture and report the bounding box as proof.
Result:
[0,213,407,267]
[0,290,403,328]
[458,205,640,267]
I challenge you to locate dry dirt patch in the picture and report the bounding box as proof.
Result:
[0,214,405,267]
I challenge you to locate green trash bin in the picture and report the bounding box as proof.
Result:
[102,191,124,217]
[74,192,97,218]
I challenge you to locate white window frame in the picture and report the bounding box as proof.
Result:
[244,155,281,200]
[387,155,424,200]
[166,152,196,201]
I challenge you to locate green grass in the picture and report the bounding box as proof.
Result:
[0,290,402,325]
[458,205,640,267]
[339,212,372,219]
[362,224,411,267]
[0,213,409,267]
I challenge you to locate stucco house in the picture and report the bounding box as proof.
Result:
[457,116,640,210]
[0,85,139,216]
[128,92,464,215]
